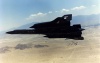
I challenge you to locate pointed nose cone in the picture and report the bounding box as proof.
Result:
[6,31,12,34]
[79,28,85,31]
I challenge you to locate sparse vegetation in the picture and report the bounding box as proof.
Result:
[34,44,49,48]
[15,43,33,50]
[0,46,10,53]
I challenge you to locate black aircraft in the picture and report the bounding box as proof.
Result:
[6,14,85,40]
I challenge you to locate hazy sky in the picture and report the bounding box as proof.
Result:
[0,0,100,31]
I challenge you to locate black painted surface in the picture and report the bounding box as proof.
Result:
[6,14,85,40]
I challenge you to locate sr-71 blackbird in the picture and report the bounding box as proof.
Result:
[6,14,85,40]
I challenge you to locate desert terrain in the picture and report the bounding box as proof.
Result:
[0,26,100,63]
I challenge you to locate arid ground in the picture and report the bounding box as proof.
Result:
[0,26,100,63]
